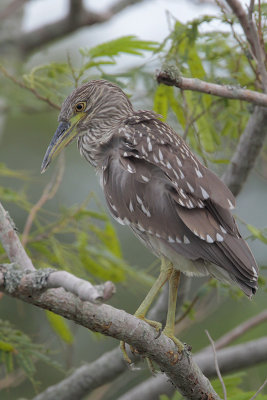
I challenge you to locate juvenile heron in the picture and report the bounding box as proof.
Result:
[41,80,258,358]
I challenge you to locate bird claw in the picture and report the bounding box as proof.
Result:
[120,340,133,365]
[162,328,184,354]
[134,315,162,333]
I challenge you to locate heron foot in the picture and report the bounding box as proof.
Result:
[120,340,133,365]
[162,327,184,353]
[120,316,163,366]
[135,314,162,335]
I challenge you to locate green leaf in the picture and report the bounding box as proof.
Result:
[103,221,122,258]
[0,187,30,209]
[74,209,108,221]
[81,36,158,59]
[247,224,267,244]
[153,84,168,121]
[0,163,29,180]
[45,311,74,344]
[166,86,186,128]
[0,340,15,352]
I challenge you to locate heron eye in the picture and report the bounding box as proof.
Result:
[74,102,86,112]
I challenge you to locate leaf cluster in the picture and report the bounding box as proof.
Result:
[153,14,263,161]
[0,319,61,388]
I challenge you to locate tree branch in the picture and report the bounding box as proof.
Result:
[206,330,227,400]
[32,336,267,400]
[0,0,28,21]
[0,264,115,303]
[117,337,267,400]
[0,263,220,400]
[222,105,267,196]
[156,71,267,107]
[1,0,146,55]
[0,202,34,271]
[201,310,267,353]
[0,65,60,110]
[21,154,65,246]
[225,0,267,92]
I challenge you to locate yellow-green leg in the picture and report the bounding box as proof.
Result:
[162,269,184,352]
[120,258,173,364]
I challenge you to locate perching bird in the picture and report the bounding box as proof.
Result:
[41,79,258,356]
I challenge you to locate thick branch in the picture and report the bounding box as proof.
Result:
[156,71,267,107]
[117,337,267,400]
[1,0,145,55]
[225,0,267,92]
[33,336,267,400]
[0,264,220,400]
[222,105,267,196]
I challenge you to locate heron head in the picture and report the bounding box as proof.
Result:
[41,80,132,173]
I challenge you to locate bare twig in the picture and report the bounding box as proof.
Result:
[0,0,146,55]
[47,270,116,302]
[175,293,199,325]
[213,310,267,351]
[21,154,65,246]
[0,65,60,110]
[0,203,34,271]
[250,378,267,400]
[206,330,227,400]
[157,71,267,106]
[225,0,267,92]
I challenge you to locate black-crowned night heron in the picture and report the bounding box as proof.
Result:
[41,80,258,360]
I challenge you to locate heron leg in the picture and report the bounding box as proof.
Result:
[162,269,184,353]
[120,258,172,364]
[134,258,173,331]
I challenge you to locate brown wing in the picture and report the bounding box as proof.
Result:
[101,112,258,296]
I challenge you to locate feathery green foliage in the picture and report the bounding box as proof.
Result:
[0,319,61,387]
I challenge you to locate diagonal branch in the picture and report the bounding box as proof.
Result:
[222,105,267,196]
[0,0,146,55]
[31,336,267,400]
[225,0,267,92]
[0,65,60,110]
[117,337,267,400]
[0,203,34,271]
[0,0,28,21]
[0,263,220,400]
[156,72,267,107]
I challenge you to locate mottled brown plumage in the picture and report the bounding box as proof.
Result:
[42,80,258,299]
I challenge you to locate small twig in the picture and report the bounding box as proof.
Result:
[205,330,227,400]
[183,98,222,139]
[213,310,267,350]
[0,202,34,271]
[250,378,267,400]
[175,294,199,324]
[157,72,267,106]
[0,65,60,110]
[226,0,267,92]
[21,154,65,246]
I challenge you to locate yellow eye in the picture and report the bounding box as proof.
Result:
[74,102,86,113]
